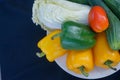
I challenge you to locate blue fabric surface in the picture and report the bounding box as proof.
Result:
[0,0,120,80]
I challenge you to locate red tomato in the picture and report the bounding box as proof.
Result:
[88,6,109,32]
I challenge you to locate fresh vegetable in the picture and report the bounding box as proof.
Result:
[93,32,120,70]
[88,6,109,32]
[66,49,94,77]
[87,0,120,50]
[67,0,88,5]
[37,30,67,62]
[59,21,96,50]
[104,0,120,20]
[32,0,91,31]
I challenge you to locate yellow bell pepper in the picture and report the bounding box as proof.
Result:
[37,30,67,62]
[66,49,94,77]
[93,32,120,70]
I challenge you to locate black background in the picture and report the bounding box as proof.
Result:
[0,0,120,80]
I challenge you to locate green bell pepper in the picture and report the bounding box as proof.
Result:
[60,21,96,50]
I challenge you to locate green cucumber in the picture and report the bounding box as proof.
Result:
[67,0,88,5]
[87,0,120,50]
[103,0,120,20]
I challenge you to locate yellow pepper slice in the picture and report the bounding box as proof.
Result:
[37,30,67,62]
[66,49,94,77]
[93,32,120,70]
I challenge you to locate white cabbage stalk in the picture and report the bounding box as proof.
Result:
[32,0,91,30]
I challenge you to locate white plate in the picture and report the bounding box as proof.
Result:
[55,53,120,79]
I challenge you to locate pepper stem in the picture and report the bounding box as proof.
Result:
[51,33,61,40]
[36,52,45,58]
[79,66,89,77]
[104,60,117,71]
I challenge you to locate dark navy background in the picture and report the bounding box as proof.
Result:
[0,0,120,80]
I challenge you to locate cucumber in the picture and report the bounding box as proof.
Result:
[103,0,120,20]
[87,0,120,50]
[67,0,88,5]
